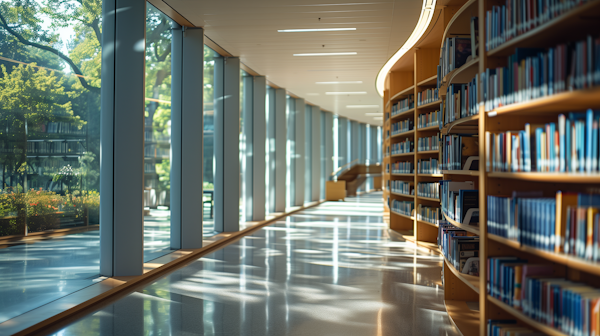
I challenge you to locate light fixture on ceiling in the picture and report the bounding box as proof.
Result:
[325,92,367,95]
[293,52,357,56]
[278,28,357,33]
[375,0,436,97]
[347,105,379,108]
[316,81,363,84]
[365,113,381,116]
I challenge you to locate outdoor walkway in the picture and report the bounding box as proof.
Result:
[52,192,459,336]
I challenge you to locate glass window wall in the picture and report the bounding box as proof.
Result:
[240,70,253,222]
[203,46,219,234]
[286,96,295,209]
[304,105,312,204]
[266,86,276,214]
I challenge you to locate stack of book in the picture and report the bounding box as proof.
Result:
[391,180,413,196]
[417,110,440,129]
[485,110,600,173]
[392,199,414,217]
[391,95,415,116]
[444,77,479,124]
[488,257,600,335]
[418,158,440,174]
[391,119,414,136]
[440,180,479,224]
[485,0,594,52]
[439,223,480,274]
[439,37,472,79]
[391,161,414,174]
[391,139,414,155]
[483,38,600,112]
[418,134,440,152]
[441,135,478,170]
[417,182,440,199]
[417,204,441,225]
[417,88,439,106]
[487,321,542,336]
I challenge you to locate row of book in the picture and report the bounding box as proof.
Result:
[482,37,600,112]
[417,204,441,225]
[417,134,439,152]
[391,199,414,217]
[26,141,84,155]
[417,182,439,199]
[391,161,413,174]
[444,77,479,125]
[440,180,479,225]
[391,95,414,117]
[417,158,440,174]
[417,110,440,129]
[488,256,600,336]
[441,135,478,171]
[417,88,439,106]
[438,37,472,80]
[439,223,480,274]
[392,119,413,136]
[487,320,542,336]
[391,139,413,155]
[391,180,413,196]
[488,191,600,260]
[485,0,595,51]
[36,122,86,135]
[486,110,600,173]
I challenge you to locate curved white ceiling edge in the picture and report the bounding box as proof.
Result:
[375,0,437,98]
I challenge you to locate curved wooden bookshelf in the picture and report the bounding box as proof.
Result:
[439,58,479,94]
[440,114,479,135]
[391,210,413,221]
[488,234,600,278]
[417,125,440,132]
[488,87,600,116]
[444,300,480,336]
[440,0,478,49]
[417,100,442,110]
[391,152,414,158]
[442,170,479,176]
[487,172,600,183]
[417,195,440,202]
[417,150,439,155]
[417,173,443,177]
[417,74,437,87]
[442,212,480,235]
[391,129,415,138]
[389,85,415,103]
[417,219,438,228]
[390,173,414,177]
[390,108,415,120]
[488,296,567,336]
[390,191,414,199]
[444,256,479,294]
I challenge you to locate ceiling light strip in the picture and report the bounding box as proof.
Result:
[279,28,357,32]
[375,0,437,97]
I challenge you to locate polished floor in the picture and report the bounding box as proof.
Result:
[52,193,459,336]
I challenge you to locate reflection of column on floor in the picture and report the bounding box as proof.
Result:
[100,295,144,336]
[169,271,204,334]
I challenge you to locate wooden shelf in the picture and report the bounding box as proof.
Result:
[442,212,480,235]
[440,58,479,94]
[487,172,600,183]
[417,219,438,228]
[417,173,443,177]
[390,108,415,120]
[417,74,437,87]
[444,256,480,294]
[390,173,414,177]
[389,85,415,102]
[442,170,479,176]
[390,191,414,199]
[488,234,600,278]
[391,129,415,138]
[440,0,478,49]
[417,195,440,202]
[444,300,480,336]
[391,210,414,220]
[391,152,415,158]
[416,125,440,132]
[416,150,439,156]
[417,100,442,109]
[488,87,600,116]
[488,296,567,336]
[441,114,479,135]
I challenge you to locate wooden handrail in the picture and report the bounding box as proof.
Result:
[330,159,360,177]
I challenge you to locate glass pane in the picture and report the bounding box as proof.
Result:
[203,46,218,234]
[240,69,252,221]
[286,96,295,209]
[144,5,172,261]
[266,87,276,214]
[0,0,101,321]
[304,106,311,204]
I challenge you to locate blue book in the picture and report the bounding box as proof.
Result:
[566,118,572,172]
[593,115,598,172]
[550,122,556,171]
[586,109,593,172]
[535,128,543,172]
[559,115,566,172]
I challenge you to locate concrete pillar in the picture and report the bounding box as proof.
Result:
[324,112,334,179]
[338,117,348,167]
[274,88,286,212]
[294,99,305,206]
[311,106,321,201]
[252,77,266,221]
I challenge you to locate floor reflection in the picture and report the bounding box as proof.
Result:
[53,192,458,336]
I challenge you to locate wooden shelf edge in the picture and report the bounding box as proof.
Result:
[487,171,600,183]
[489,87,600,116]
[417,125,441,131]
[444,299,480,336]
[417,74,437,87]
[417,219,439,228]
[390,108,415,120]
[417,195,441,202]
[390,173,414,177]
[488,296,567,336]
[391,129,415,138]
[442,170,480,176]
[441,114,479,135]
[417,173,443,177]
[391,210,414,220]
[391,152,415,158]
[417,100,442,109]
[417,150,440,155]
[442,212,480,235]
[390,192,415,199]
[390,85,416,102]
[444,256,480,294]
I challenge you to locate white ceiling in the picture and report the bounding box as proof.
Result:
[164,0,422,126]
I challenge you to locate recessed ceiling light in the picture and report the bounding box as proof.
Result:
[316,81,363,84]
[365,113,381,116]
[325,92,367,95]
[373,117,383,120]
[294,52,357,56]
[278,28,357,33]
[347,105,379,108]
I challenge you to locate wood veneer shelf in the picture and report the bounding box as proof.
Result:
[418,220,438,228]
[417,100,442,110]
[390,108,415,120]
[487,172,600,183]
[440,0,478,48]
[417,74,437,87]
[442,212,480,235]
[417,195,440,202]
[417,150,440,155]
[390,191,414,199]
[487,0,600,57]
[391,173,414,177]
[441,114,479,135]
[391,152,415,158]
[440,58,479,94]
[417,173,443,177]
[488,296,567,336]
[442,170,480,176]
[488,234,600,277]
[444,256,480,294]
[488,87,600,117]
[389,85,415,102]
[417,125,440,132]
[391,129,415,138]
[391,210,414,221]
[444,299,480,336]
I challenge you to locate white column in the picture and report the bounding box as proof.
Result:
[100,0,145,277]
[274,88,287,212]
[325,112,334,179]
[294,98,305,206]
[251,77,267,221]
[338,117,348,166]
[311,106,321,201]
